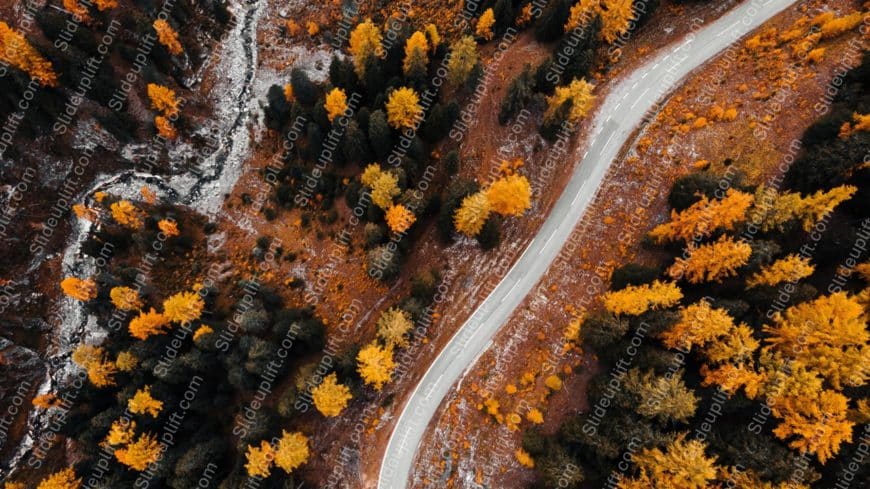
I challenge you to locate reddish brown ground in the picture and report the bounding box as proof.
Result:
[410,1,866,488]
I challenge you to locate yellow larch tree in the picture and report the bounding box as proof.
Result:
[110,286,143,311]
[369,170,401,210]
[147,83,180,117]
[756,185,857,232]
[763,292,869,389]
[115,351,138,371]
[32,393,60,409]
[0,21,58,87]
[403,31,429,78]
[700,362,765,398]
[618,434,718,489]
[667,235,752,284]
[115,432,161,471]
[424,24,440,51]
[153,19,183,55]
[746,254,814,288]
[565,0,600,32]
[650,189,754,243]
[446,36,479,86]
[772,389,854,464]
[603,280,683,316]
[162,291,204,323]
[312,373,352,417]
[155,115,177,139]
[129,308,171,340]
[515,448,535,468]
[545,78,595,123]
[193,325,213,341]
[454,191,492,237]
[348,19,384,77]
[105,419,136,446]
[61,276,97,302]
[158,219,180,237]
[487,174,532,216]
[128,386,163,417]
[819,12,864,39]
[72,203,98,222]
[274,431,310,473]
[245,441,275,478]
[63,0,91,21]
[701,323,759,364]
[92,0,117,11]
[357,341,396,390]
[377,307,414,348]
[600,0,636,43]
[476,8,496,41]
[37,467,81,489]
[660,300,735,351]
[72,344,117,387]
[386,87,423,129]
[628,369,698,423]
[385,204,416,233]
[324,87,348,123]
[110,200,144,229]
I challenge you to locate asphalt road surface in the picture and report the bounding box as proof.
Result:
[379,1,798,487]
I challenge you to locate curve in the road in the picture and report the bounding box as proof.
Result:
[378,1,798,487]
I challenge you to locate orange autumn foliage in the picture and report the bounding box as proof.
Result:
[162,291,204,323]
[110,286,143,311]
[0,21,58,87]
[486,174,532,216]
[650,189,754,243]
[147,83,180,117]
[603,280,683,316]
[37,467,81,489]
[114,432,161,471]
[746,254,814,288]
[158,219,180,237]
[129,308,171,340]
[311,373,352,417]
[153,19,183,55]
[244,441,275,478]
[61,276,97,302]
[667,235,752,283]
[128,386,163,417]
[357,341,396,390]
[274,431,310,473]
[385,204,416,234]
[155,115,177,139]
[110,200,144,229]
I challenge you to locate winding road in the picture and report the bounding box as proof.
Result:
[378,0,797,487]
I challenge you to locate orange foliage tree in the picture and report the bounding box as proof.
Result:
[446,36,479,87]
[454,191,492,237]
[746,254,814,288]
[36,467,81,489]
[650,189,754,243]
[147,83,180,117]
[325,88,348,123]
[357,341,396,390]
[486,174,532,216]
[667,235,752,283]
[617,434,718,489]
[386,87,423,129]
[0,21,58,87]
[128,386,163,417]
[545,78,595,124]
[162,291,204,323]
[72,344,117,387]
[603,280,683,316]
[660,300,735,351]
[129,308,171,340]
[403,31,429,79]
[244,440,275,478]
[110,200,144,229]
[312,373,352,417]
[376,307,414,348]
[61,276,97,302]
[114,432,161,471]
[153,19,183,55]
[158,219,180,237]
[385,204,416,234]
[476,8,496,41]
[110,286,143,311]
[275,431,310,473]
[348,19,384,76]
[763,292,868,389]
